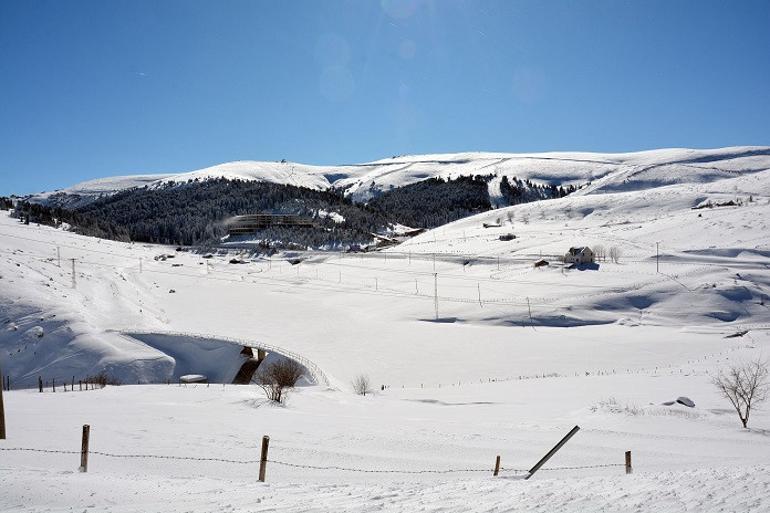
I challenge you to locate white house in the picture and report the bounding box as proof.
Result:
[564,246,594,264]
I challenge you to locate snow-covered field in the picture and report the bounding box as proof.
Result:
[2,363,770,512]
[3,146,770,511]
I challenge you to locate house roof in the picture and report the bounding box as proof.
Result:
[568,246,588,255]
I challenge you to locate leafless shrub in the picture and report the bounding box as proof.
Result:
[591,397,702,419]
[352,374,372,396]
[593,244,606,262]
[83,372,121,388]
[591,397,640,415]
[254,359,304,404]
[713,359,769,428]
[609,246,621,263]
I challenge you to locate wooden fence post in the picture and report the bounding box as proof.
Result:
[493,455,501,477]
[52,379,55,393]
[38,376,43,393]
[79,424,90,472]
[258,435,270,482]
[625,450,632,474]
[525,425,580,480]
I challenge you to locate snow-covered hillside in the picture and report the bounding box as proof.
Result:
[335,146,770,201]
[30,174,174,208]
[397,165,770,329]
[156,160,340,190]
[4,149,770,385]
[27,146,770,205]
[4,146,770,511]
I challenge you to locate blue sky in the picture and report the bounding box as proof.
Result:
[1,0,768,195]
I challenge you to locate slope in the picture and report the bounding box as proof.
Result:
[26,146,770,208]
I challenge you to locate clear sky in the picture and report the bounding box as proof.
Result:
[1,0,769,195]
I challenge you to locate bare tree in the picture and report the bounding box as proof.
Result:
[352,374,372,396]
[609,246,621,263]
[593,244,606,262]
[713,359,769,429]
[254,359,304,404]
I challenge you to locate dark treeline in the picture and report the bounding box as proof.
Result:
[0,197,13,210]
[367,175,492,228]
[367,175,576,228]
[18,179,392,247]
[499,176,576,205]
[13,174,579,249]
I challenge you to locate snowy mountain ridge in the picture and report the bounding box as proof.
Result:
[27,146,770,205]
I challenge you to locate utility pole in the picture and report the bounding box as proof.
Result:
[527,297,534,328]
[656,242,660,273]
[57,247,61,268]
[0,364,6,439]
[71,259,76,289]
[434,273,439,320]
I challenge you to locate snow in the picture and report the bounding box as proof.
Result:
[155,160,337,190]
[4,465,770,512]
[4,146,770,511]
[30,174,172,199]
[335,146,770,200]
[2,368,770,511]
[316,209,345,224]
[178,373,207,383]
[27,146,770,205]
[4,161,770,386]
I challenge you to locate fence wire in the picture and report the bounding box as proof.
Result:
[0,447,253,464]
[267,458,518,474]
[0,446,623,474]
[527,464,625,471]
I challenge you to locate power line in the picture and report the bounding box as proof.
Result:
[0,244,717,309]
[4,235,760,310]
